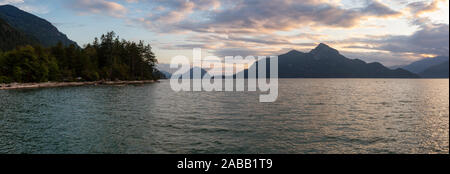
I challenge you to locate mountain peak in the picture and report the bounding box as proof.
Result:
[0,4,20,10]
[317,43,331,49]
[286,49,304,55]
[310,43,339,55]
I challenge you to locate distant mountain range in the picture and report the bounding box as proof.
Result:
[157,64,208,79]
[160,44,424,79]
[237,43,419,78]
[159,44,420,79]
[419,61,449,78]
[399,56,449,78]
[402,56,449,73]
[179,67,209,79]
[0,5,77,50]
[158,70,172,79]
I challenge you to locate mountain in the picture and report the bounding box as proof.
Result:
[153,70,169,79]
[155,64,173,78]
[180,67,209,79]
[419,61,449,78]
[402,56,449,74]
[0,5,77,47]
[156,64,207,79]
[0,17,37,51]
[159,70,172,79]
[237,43,418,78]
[388,64,406,70]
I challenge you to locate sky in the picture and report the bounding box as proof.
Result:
[0,0,449,66]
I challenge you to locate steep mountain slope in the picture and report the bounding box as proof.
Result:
[0,17,37,51]
[0,5,77,47]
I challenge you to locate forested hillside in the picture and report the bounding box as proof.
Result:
[0,31,160,83]
[0,18,37,51]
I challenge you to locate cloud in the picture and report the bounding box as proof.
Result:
[17,4,49,14]
[213,48,275,58]
[362,0,402,17]
[336,19,449,59]
[134,0,401,34]
[69,0,128,18]
[115,0,446,66]
[0,0,49,14]
[407,0,446,17]
[0,0,24,5]
[123,0,139,3]
[132,0,222,30]
[376,23,449,56]
[153,0,195,23]
[195,18,448,65]
[129,1,402,47]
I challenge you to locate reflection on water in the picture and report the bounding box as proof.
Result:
[0,79,448,154]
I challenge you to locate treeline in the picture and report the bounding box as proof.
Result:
[0,31,161,83]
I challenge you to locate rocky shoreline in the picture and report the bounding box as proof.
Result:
[0,80,156,90]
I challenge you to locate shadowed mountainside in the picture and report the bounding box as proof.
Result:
[237,43,418,78]
[0,17,37,51]
[402,56,449,74]
[0,5,78,47]
[419,61,449,78]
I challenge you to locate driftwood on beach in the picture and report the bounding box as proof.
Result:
[0,80,155,90]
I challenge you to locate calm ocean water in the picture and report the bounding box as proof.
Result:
[0,79,448,154]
